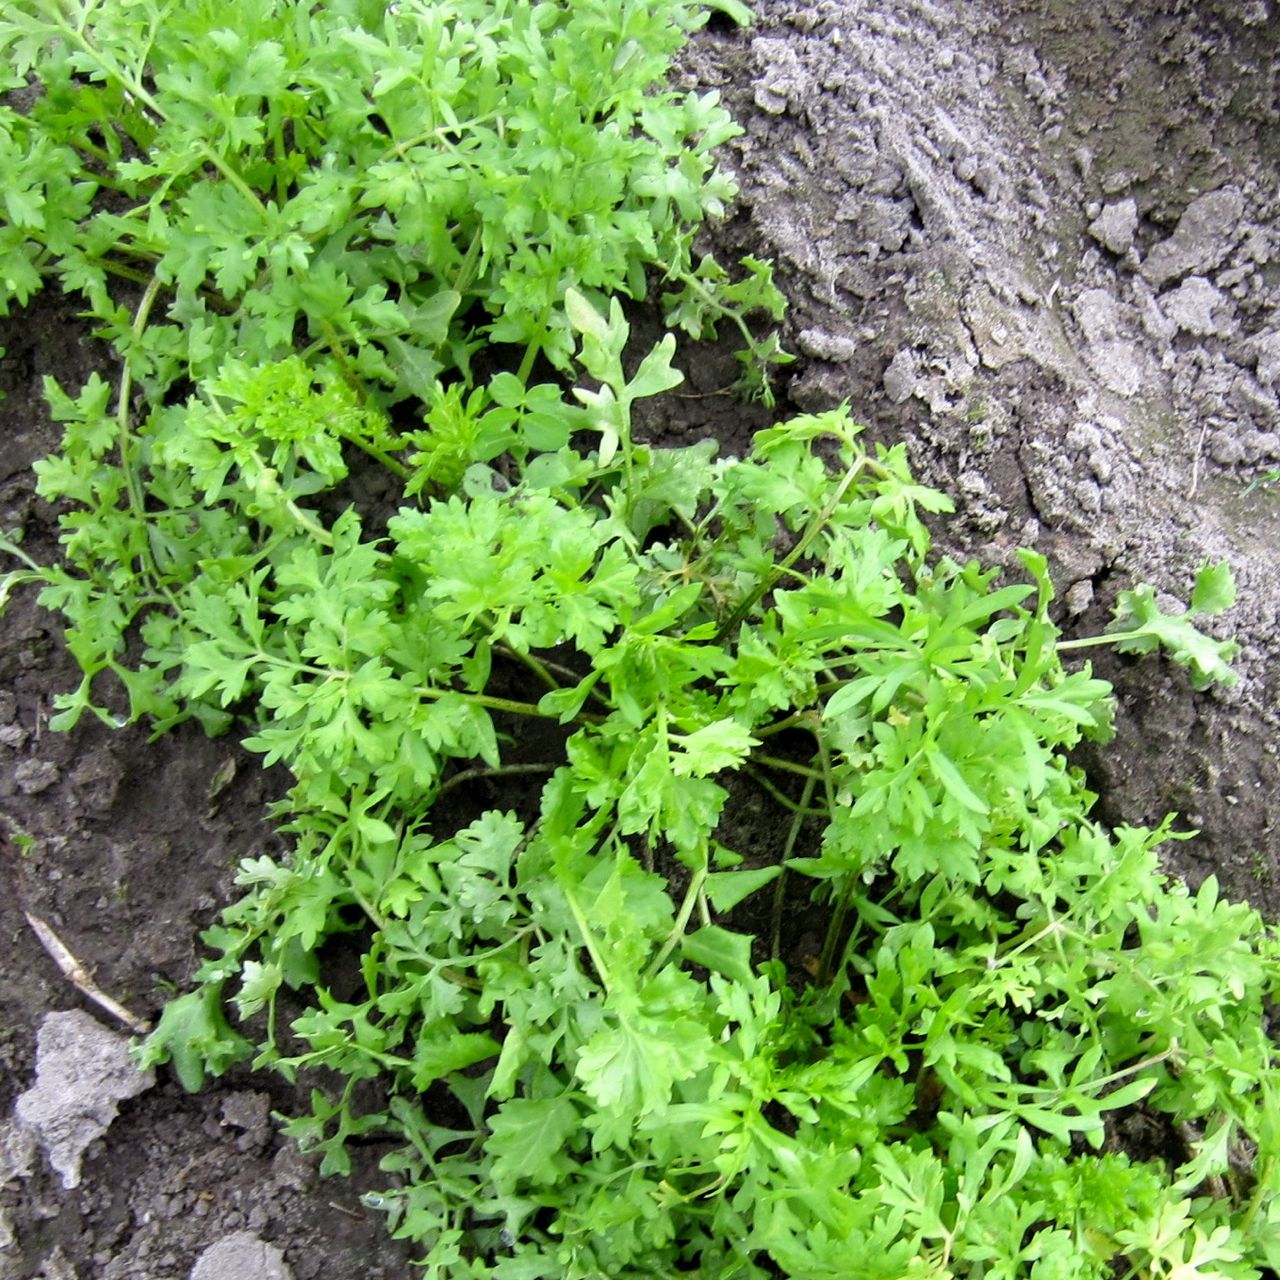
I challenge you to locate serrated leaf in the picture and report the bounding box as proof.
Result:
[1189,560,1236,616]
[487,1095,579,1186]
[411,1031,501,1090]
[681,925,754,984]
[704,865,782,913]
[670,718,758,777]
[138,985,252,1093]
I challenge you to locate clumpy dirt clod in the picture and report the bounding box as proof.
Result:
[189,1232,292,1280]
[13,1012,153,1191]
[2,1,1279,1275]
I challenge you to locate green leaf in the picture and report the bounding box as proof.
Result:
[626,334,683,401]
[1108,584,1239,689]
[925,746,989,814]
[564,287,611,343]
[704,865,782,913]
[411,1031,500,1090]
[682,925,755,984]
[487,1095,579,1186]
[138,985,252,1093]
[1189,560,1236,616]
[670,718,759,777]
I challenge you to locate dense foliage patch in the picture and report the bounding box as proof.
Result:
[2,2,1278,1278]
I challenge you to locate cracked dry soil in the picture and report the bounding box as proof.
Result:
[2,2,1279,1276]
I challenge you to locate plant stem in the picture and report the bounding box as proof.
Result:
[247,650,602,724]
[772,775,816,961]
[646,866,708,979]
[333,425,410,480]
[562,884,613,991]
[752,753,824,781]
[116,277,164,580]
[755,707,823,740]
[817,878,855,985]
[744,766,826,818]
[492,640,561,693]
[434,762,556,800]
[1057,630,1142,652]
[1238,1154,1276,1234]
[715,457,868,642]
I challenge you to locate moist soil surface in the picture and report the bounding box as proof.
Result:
[2,2,1279,1276]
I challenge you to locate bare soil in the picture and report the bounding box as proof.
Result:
[2,2,1278,1276]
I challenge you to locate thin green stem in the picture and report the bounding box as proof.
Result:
[434,762,556,800]
[646,866,708,980]
[332,424,410,480]
[1055,633,1126,652]
[772,775,816,962]
[755,707,823,741]
[245,649,602,724]
[516,304,552,385]
[421,685,584,721]
[116,277,163,580]
[491,640,561,693]
[676,273,756,355]
[714,457,870,642]
[61,27,167,124]
[752,753,824,781]
[744,765,827,818]
[1238,1154,1276,1233]
[199,146,268,216]
[0,534,43,573]
[814,728,838,814]
[817,877,856,986]
[562,884,613,991]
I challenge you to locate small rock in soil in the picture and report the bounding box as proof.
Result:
[797,328,859,363]
[1140,186,1244,286]
[13,759,59,796]
[190,1231,292,1280]
[882,349,918,403]
[1208,431,1243,467]
[1163,276,1234,337]
[13,1011,154,1190]
[0,1118,36,1184]
[1088,198,1138,256]
[68,751,123,815]
[32,1246,78,1280]
[1252,331,1280,385]
[220,1091,272,1152]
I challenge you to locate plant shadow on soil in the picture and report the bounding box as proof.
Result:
[4,0,1280,1275]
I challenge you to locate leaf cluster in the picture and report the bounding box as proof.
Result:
[0,0,788,402]
[127,336,1277,1277]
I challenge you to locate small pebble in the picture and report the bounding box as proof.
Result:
[14,759,59,796]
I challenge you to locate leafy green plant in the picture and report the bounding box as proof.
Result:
[2,3,1278,1279]
[0,0,787,402]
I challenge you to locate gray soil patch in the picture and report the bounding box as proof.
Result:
[683,0,1280,907]
[2,1,1278,1275]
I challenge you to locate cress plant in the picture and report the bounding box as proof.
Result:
[2,3,1279,1279]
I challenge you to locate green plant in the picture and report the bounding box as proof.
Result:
[137,345,1274,1276]
[1242,469,1280,497]
[3,3,1278,1279]
[0,0,786,401]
